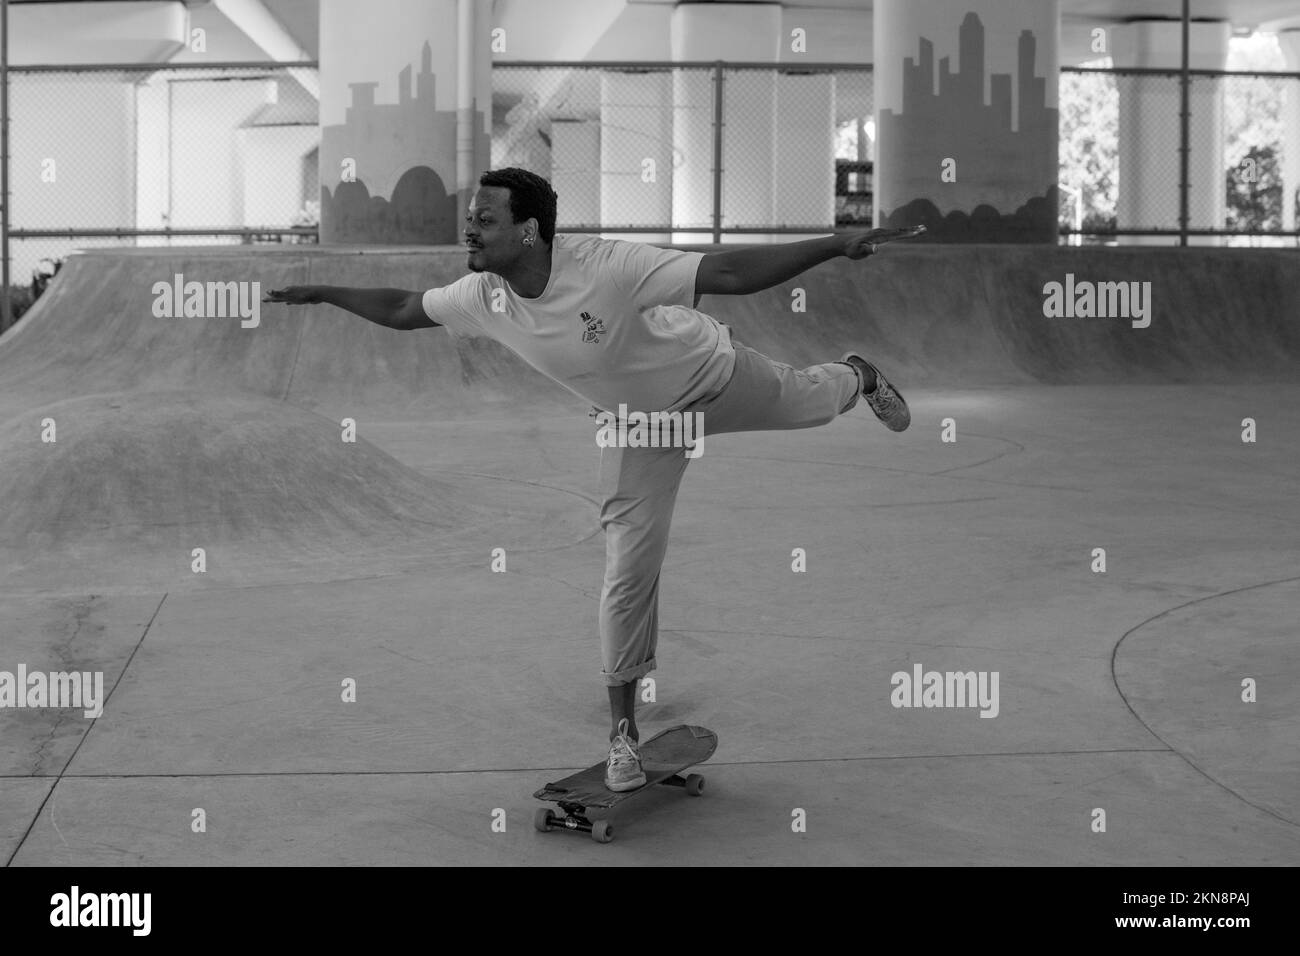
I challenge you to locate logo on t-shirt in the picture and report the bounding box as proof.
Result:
[579,310,606,344]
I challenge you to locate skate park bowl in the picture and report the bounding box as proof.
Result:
[1,242,1296,865]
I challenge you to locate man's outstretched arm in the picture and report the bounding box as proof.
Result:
[263,286,438,330]
[695,227,914,297]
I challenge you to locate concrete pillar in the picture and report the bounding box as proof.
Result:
[670,3,781,244]
[1278,31,1300,236]
[601,71,674,242]
[773,74,836,228]
[318,0,492,244]
[666,3,839,242]
[550,120,602,228]
[1111,20,1231,246]
[874,0,1060,242]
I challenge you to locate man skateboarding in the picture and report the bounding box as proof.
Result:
[267,167,913,792]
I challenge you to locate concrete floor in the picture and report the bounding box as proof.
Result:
[4,384,1297,864]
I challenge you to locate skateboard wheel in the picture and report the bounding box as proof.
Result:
[685,773,705,796]
[591,819,614,843]
[534,808,554,832]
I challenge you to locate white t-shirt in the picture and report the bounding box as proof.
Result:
[422,234,736,414]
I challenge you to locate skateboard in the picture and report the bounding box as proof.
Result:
[533,724,718,843]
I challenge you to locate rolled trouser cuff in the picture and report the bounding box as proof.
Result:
[602,656,657,687]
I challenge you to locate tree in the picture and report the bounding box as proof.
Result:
[1226,144,1282,230]
[1058,68,1119,233]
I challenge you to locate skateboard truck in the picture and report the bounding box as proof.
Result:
[535,774,706,843]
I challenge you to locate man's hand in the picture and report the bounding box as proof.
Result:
[263,286,324,305]
[842,225,927,260]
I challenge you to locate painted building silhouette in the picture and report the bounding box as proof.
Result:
[319,41,487,243]
[878,12,1059,241]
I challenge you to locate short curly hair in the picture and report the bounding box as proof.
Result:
[478,168,558,244]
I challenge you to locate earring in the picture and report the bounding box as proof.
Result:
[524,236,535,246]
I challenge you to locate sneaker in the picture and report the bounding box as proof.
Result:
[840,352,910,432]
[604,718,646,792]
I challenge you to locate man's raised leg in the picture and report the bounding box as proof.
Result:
[686,338,909,436]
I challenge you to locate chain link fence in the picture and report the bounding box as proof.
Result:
[493,62,874,239]
[1060,66,1300,244]
[498,61,1297,246]
[4,58,1299,328]
[4,61,319,326]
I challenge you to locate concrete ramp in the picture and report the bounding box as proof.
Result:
[703,245,1300,387]
[0,390,590,590]
[4,244,1297,422]
[0,246,576,421]
[1,391,475,542]
[0,249,606,590]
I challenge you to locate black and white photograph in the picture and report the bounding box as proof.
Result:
[0,0,1294,922]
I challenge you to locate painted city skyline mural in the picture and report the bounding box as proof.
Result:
[319,41,489,243]
[877,12,1060,242]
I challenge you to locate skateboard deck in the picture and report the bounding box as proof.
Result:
[533,724,717,843]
